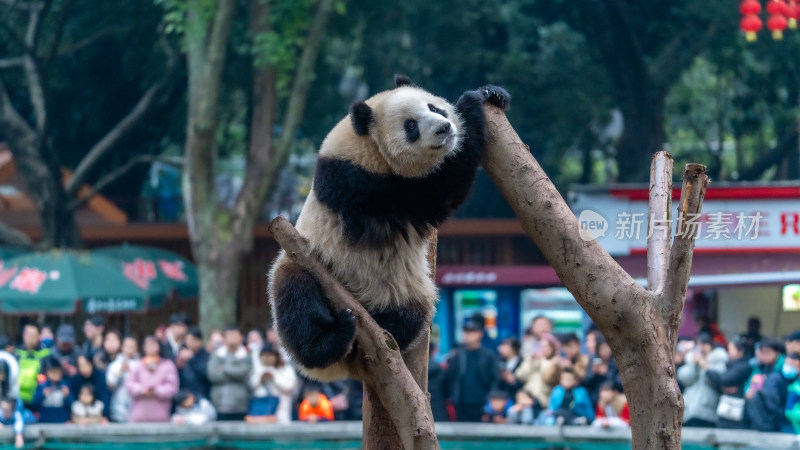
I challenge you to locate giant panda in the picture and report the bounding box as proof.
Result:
[268,75,510,381]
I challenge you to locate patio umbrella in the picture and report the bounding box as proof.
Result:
[93,244,199,299]
[0,246,29,264]
[0,250,168,314]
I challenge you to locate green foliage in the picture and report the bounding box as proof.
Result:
[154,0,188,35]
[666,31,800,181]
[251,0,317,96]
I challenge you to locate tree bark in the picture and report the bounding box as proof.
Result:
[183,0,334,335]
[481,104,707,450]
[197,244,243,332]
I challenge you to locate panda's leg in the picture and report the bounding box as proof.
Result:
[271,261,357,369]
[370,303,429,351]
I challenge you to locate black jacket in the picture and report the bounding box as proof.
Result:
[707,356,752,398]
[745,371,792,432]
[428,360,450,421]
[178,348,211,399]
[444,346,499,406]
[69,368,111,418]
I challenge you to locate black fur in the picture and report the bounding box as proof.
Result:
[404,119,420,142]
[428,103,448,118]
[273,83,511,374]
[371,303,428,350]
[479,85,511,109]
[394,74,413,87]
[272,263,357,369]
[350,102,374,136]
[314,85,510,248]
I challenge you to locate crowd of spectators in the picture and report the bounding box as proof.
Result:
[428,313,800,434]
[0,312,799,447]
[0,313,362,447]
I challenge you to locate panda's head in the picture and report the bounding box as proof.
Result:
[349,75,461,178]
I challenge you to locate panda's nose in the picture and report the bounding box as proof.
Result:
[436,122,451,135]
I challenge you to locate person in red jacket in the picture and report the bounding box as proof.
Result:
[298,384,334,422]
[592,381,629,428]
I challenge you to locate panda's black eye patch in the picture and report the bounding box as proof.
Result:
[404,119,420,142]
[428,104,448,118]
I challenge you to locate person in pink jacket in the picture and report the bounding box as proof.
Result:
[125,336,178,423]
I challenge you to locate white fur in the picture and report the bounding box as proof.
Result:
[269,86,460,381]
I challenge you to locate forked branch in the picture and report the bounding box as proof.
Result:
[664,163,708,346]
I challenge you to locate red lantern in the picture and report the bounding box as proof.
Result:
[741,14,764,41]
[767,0,789,39]
[787,0,800,28]
[768,14,788,38]
[740,0,763,41]
[740,0,762,14]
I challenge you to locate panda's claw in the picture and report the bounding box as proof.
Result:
[479,85,511,110]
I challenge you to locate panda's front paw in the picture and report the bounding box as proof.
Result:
[479,85,511,110]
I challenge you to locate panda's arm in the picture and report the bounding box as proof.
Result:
[314,87,509,245]
[412,86,510,217]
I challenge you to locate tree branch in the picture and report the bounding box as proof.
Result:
[22,2,45,133]
[663,163,708,347]
[184,0,235,223]
[233,0,335,232]
[42,0,74,62]
[67,154,181,212]
[56,25,131,56]
[0,218,33,248]
[0,0,43,11]
[649,21,722,90]
[481,103,650,331]
[0,78,35,142]
[739,129,798,180]
[66,30,178,198]
[0,57,23,68]
[269,216,438,450]
[482,98,700,450]
[647,151,673,294]
[66,82,165,197]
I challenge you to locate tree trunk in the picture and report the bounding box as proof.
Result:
[196,243,243,333]
[12,144,81,248]
[481,104,707,450]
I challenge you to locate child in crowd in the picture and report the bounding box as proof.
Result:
[482,390,512,423]
[171,390,217,425]
[507,390,537,425]
[539,368,594,425]
[71,385,106,425]
[592,381,630,428]
[32,356,74,423]
[298,384,334,423]
[0,397,31,448]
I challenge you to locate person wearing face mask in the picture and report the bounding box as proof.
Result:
[40,326,55,350]
[745,352,800,432]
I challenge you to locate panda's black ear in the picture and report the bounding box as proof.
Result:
[394,74,413,88]
[350,101,374,136]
